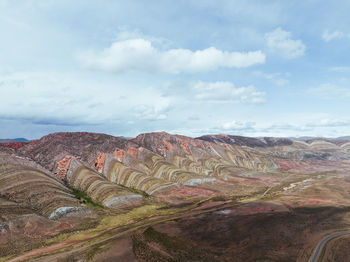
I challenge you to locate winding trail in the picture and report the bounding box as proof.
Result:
[308,230,350,262]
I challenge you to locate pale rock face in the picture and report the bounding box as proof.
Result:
[103,194,143,209]
[183,178,216,186]
[66,166,145,210]
[49,206,90,219]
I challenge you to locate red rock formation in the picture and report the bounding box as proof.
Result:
[114,149,126,162]
[0,142,27,149]
[180,141,191,154]
[223,144,232,151]
[162,139,174,152]
[94,153,106,173]
[127,147,138,158]
[55,156,73,180]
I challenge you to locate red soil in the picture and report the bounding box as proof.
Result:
[275,159,314,171]
[94,153,106,173]
[0,142,27,149]
[114,149,126,162]
[180,142,191,154]
[169,186,216,198]
[162,139,174,152]
[127,147,138,158]
[55,156,73,180]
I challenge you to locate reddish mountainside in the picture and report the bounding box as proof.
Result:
[1,131,350,259]
[0,142,27,149]
[16,132,131,169]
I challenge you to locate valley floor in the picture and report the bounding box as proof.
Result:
[4,171,350,262]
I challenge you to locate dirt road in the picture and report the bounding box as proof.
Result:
[308,230,350,262]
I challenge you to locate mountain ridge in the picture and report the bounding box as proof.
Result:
[2,131,350,260]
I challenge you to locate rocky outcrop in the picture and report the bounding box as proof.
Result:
[94,152,106,173]
[66,161,144,209]
[127,147,138,158]
[0,164,83,218]
[106,159,176,195]
[0,142,27,150]
[132,132,277,173]
[54,156,73,180]
[114,149,125,162]
[16,132,131,172]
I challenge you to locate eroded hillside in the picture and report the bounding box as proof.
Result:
[1,132,350,261]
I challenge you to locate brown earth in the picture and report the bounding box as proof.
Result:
[1,131,350,261]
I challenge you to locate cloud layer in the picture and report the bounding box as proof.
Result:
[1,1,350,139]
[77,39,266,74]
[192,81,265,104]
[0,71,171,127]
[265,28,305,59]
[322,30,350,42]
[253,71,290,86]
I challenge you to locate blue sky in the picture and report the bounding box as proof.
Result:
[1,0,350,139]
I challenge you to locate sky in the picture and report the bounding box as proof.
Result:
[1,0,350,139]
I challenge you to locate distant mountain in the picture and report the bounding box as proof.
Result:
[289,136,350,141]
[197,134,293,148]
[334,136,350,140]
[0,138,28,143]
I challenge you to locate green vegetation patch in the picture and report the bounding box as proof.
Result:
[71,188,104,209]
[117,183,150,197]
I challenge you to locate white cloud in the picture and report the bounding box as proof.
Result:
[133,97,170,121]
[212,118,350,137]
[307,83,350,98]
[322,30,349,42]
[222,120,256,131]
[170,120,257,137]
[77,38,266,74]
[253,71,290,86]
[307,118,350,127]
[265,28,306,59]
[168,113,350,138]
[113,27,172,48]
[192,81,266,104]
[0,71,171,125]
